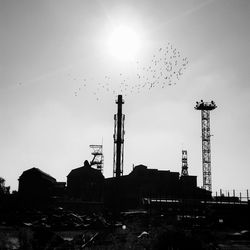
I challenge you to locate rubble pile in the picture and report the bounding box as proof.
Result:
[1,207,110,230]
[0,208,249,249]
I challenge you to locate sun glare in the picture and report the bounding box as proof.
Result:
[106,25,141,62]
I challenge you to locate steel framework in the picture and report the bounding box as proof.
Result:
[195,100,217,192]
[181,150,188,176]
[90,144,104,173]
[113,95,125,177]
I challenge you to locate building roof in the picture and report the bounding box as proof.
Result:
[67,160,104,179]
[19,167,56,182]
[130,164,179,178]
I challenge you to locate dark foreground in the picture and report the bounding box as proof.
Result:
[0,207,250,250]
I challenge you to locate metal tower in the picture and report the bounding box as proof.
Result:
[181,150,188,176]
[90,144,104,173]
[113,95,125,177]
[195,100,217,192]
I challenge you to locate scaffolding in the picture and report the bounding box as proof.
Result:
[90,144,104,173]
[181,150,188,176]
[195,100,217,192]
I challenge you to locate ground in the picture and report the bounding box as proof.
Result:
[0,208,250,249]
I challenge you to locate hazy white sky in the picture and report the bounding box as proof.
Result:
[0,0,249,193]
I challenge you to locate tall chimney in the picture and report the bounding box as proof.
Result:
[113,95,125,177]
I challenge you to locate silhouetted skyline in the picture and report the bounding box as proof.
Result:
[0,0,250,192]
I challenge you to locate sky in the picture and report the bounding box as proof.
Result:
[0,0,250,194]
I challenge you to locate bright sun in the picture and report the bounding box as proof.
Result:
[106,25,141,62]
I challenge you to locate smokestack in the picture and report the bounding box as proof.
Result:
[113,95,125,177]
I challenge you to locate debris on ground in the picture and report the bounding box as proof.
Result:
[0,207,249,249]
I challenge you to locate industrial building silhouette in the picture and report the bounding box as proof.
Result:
[18,162,210,209]
[18,167,65,200]
[17,95,213,209]
[67,160,104,201]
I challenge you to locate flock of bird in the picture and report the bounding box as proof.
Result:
[72,43,189,101]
